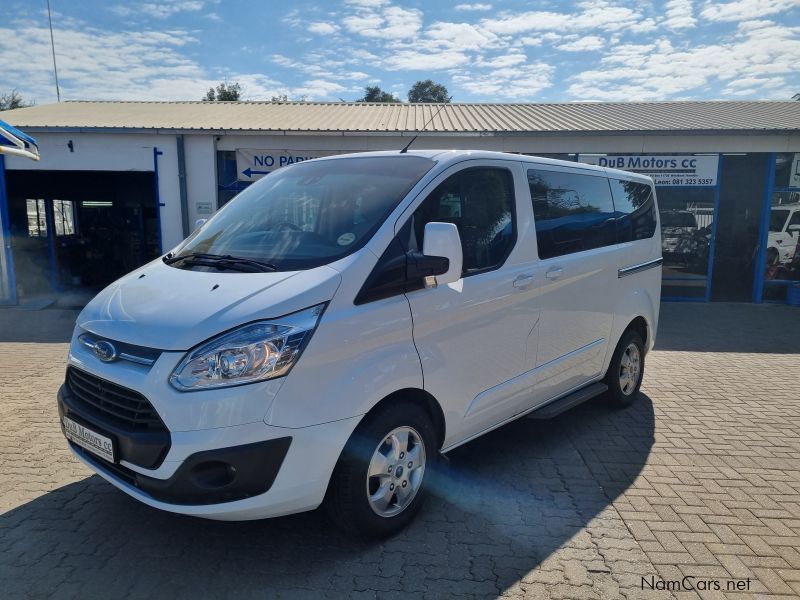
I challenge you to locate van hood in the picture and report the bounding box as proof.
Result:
[77,260,342,350]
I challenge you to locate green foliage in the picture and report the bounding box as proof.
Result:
[0,90,31,111]
[203,82,242,102]
[358,86,400,103]
[408,80,450,103]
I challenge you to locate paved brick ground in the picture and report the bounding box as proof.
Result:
[1,303,799,599]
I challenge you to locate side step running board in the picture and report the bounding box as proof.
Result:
[527,382,608,419]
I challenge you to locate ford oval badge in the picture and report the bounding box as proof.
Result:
[93,340,117,362]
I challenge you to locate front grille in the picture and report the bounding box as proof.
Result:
[66,367,166,431]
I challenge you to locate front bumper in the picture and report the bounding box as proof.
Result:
[58,382,362,519]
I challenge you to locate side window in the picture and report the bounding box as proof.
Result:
[788,211,800,229]
[408,167,516,275]
[527,169,616,259]
[608,179,657,242]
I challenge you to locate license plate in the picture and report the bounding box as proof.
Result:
[62,416,115,463]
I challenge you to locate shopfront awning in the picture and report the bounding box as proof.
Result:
[0,119,39,161]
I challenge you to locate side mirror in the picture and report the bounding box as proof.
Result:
[194,218,207,231]
[422,222,462,286]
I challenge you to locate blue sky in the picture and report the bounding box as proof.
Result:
[2,0,799,104]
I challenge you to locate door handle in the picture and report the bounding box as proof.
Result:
[545,267,563,280]
[512,274,535,289]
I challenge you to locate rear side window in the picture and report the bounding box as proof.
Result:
[408,167,516,275]
[527,169,616,259]
[608,179,658,242]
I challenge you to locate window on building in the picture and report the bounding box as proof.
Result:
[527,169,616,259]
[608,179,657,242]
[408,167,516,275]
[52,199,76,236]
[26,199,46,237]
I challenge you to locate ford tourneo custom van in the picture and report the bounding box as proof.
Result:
[58,150,662,538]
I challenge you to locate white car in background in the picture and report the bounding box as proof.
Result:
[768,203,800,265]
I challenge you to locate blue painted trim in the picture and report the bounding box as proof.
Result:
[753,153,777,303]
[0,155,17,305]
[703,154,723,302]
[153,147,164,254]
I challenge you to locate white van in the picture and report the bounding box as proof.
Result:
[58,150,661,538]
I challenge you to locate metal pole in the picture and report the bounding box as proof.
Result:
[47,0,61,102]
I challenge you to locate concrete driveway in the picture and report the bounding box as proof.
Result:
[1,303,799,599]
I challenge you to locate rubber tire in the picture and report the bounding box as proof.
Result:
[325,402,437,540]
[604,329,645,407]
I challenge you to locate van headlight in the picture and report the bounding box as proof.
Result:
[169,304,325,391]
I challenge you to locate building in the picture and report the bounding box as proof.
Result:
[1,99,799,306]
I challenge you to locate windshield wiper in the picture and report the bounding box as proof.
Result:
[164,253,278,272]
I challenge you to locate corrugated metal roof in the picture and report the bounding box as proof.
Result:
[3,100,799,133]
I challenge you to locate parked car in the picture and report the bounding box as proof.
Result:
[57,151,662,538]
[767,203,800,265]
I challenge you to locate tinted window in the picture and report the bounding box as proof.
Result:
[170,156,434,271]
[408,167,515,275]
[528,169,616,259]
[608,179,657,242]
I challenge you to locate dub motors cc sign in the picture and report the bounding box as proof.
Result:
[578,154,719,187]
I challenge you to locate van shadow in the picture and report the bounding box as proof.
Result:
[1,395,654,598]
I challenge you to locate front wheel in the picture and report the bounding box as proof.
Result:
[605,329,645,407]
[325,402,437,539]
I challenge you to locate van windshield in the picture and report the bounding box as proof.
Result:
[169,155,435,271]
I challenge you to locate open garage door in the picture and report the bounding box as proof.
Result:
[5,170,159,305]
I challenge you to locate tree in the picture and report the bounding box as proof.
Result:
[270,94,289,102]
[357,85,400,103]
[408,80,450,103]
[0,90,31,111]
[203,82,242,101]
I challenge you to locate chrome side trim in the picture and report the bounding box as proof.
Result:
[618,257,663,278]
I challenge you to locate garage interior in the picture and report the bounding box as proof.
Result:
[5,170,159,305]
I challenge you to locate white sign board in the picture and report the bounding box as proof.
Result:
[236,149,336,181]
[790,153,800,188]
[577,154,719,187]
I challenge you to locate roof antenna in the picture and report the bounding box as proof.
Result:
[400,98,452,154]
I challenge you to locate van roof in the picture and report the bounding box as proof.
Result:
[310,150,655,184]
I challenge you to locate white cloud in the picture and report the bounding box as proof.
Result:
[480,1,648,35]
[344,0,388,6]
[308,21,339,35]
[699,0,797,22]
[663,0,696,29]
[343,4,421,39]
[558,36,605,52]
[384,49,470,70]
[566,20,800,100]
[454,3,492,10]
[452,63,554,99]
[425,22,500,51]
[477,53,528,68]
[110,1,206,19]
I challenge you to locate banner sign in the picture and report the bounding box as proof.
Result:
[577,154,719,187]
[236,149,336,181]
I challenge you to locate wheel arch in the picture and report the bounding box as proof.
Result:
[361,388,446,450]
